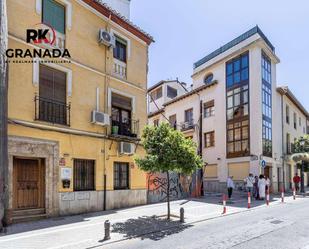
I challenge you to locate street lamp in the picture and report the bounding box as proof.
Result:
[299,138,305,194]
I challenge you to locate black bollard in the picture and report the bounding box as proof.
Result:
[180,207,184,223]
[104,220,111,240]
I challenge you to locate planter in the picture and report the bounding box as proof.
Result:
[112,126,119,135]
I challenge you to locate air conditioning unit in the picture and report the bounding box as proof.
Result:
[98,29,115,47]
[119,142,135,155]
[91,110,110,126]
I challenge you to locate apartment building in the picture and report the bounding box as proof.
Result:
[5,0,153,223]
[148,26,308,195]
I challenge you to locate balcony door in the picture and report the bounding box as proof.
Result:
[39,65,67,125]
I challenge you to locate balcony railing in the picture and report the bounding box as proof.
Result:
[35,95,70,126]
[46,30,66,50]
[113,59,127,79]
[110,118,139,138]
[180,120,195,131]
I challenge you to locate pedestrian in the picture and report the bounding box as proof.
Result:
[245,173,255,197]
[265,176,271,193]
[254,175,259,200]
[227,176,235,199]
[293,173,301,192]
[258,175,266,200]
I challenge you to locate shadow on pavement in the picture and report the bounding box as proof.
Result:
[111,215,192,241]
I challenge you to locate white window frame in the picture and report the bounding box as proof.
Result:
[36,0,72,31]
[108,87,135,114]
[33,58,73,96]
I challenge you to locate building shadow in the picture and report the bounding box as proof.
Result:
[111,215,192,241]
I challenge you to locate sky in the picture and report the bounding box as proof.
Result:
[130,0,309,110]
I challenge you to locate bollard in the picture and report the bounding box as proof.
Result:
[222,194,227,214]
[266,189,270,206]
[247,192,251,209]
[180,207,185,223]
[104,220,111,241]
[281,187,285,203]
[293,187,296,200]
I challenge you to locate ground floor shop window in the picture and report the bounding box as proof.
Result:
[73,159,95,191]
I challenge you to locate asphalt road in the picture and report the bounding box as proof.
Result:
[104,197,309,249]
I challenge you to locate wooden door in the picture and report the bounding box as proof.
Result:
[13,158,45,210]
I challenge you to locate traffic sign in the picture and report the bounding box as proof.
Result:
[260,160,266,168]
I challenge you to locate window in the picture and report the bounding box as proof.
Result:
[42,0,65,34]
[38,64,68,125]
[286,133,291,154]
[204,131,215,148]
[262,53,272,157]
[73,159,95,191]
[204,100,215,118]
[204,73,214,84]
[167,86,177,99]
[114,162,129,189]
[286,105,290,124]
[226,53,249,88]
[299,117,302,126]
[226,85,249,121]
[169,114,177,129]
[150,87,163,102]
[227,120,249,156]
[153,119,159,127]
[113,36,127,63]
[111,93,136,137]
[293,113,297,129]
[185,108,193,123]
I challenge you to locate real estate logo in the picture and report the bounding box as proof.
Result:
[5,23,71,64]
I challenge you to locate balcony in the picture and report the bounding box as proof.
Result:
[35,95,70,126]
[113,59,127,79]
[180,120,195,131]
[45,30,66,50]
[110,118,139,138]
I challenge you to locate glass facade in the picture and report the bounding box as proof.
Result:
[226,52,250,157]
[262,53,272,157]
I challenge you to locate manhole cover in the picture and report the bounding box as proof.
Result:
[270,220,283,224]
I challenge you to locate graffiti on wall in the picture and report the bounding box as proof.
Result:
[147,172,196,203]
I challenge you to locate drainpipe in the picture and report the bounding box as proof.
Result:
[199,100,203,196]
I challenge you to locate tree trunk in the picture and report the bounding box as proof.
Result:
[166,171,170,220]
[0,0,8,230]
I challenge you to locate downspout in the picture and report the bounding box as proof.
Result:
[199,100,203,196]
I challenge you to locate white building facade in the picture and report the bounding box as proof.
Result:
[148,26,308,193]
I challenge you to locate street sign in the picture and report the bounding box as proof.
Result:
[260,160,266,168]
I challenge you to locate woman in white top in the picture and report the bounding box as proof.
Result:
[258,175,266,200]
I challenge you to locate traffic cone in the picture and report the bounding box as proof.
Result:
[222,194,227,214]
[266,189,270,206]
[247,192,251,209]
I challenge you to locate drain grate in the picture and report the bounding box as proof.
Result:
[270,220,283,224]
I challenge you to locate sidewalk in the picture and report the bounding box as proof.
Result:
[0,192,307,249]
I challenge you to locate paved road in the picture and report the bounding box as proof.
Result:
[104,197,309,249]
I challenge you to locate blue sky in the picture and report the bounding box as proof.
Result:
[130,0,309,110]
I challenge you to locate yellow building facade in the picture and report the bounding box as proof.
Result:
[6,0,153,223]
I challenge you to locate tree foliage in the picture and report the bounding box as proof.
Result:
[135,122,203,175]
[293,135,309,172]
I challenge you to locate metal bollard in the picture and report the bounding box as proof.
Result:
[180,207,184,223]
[104,220,111,240]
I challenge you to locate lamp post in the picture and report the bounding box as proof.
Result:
[299,138,305,194]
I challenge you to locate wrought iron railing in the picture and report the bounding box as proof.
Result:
[110,118,139,138]
[35,95,70,126]
[180,119,195,131]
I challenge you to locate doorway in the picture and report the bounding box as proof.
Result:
[13,158,45,210]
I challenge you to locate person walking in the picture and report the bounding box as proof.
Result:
[254,176,259,200]
[258,175,266,200]
[293,173,301,192]
[227,176,235,199]
[265,176,271,193]
[245,173,255,197]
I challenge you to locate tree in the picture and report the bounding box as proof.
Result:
[293,135,309,173]
[135,122,203,219]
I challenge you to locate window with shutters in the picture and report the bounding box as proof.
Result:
[204,131,215,148]
[114,162,129,189]
[36,65,70,125]
[73,159,95,191]
[42,0,66,34]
